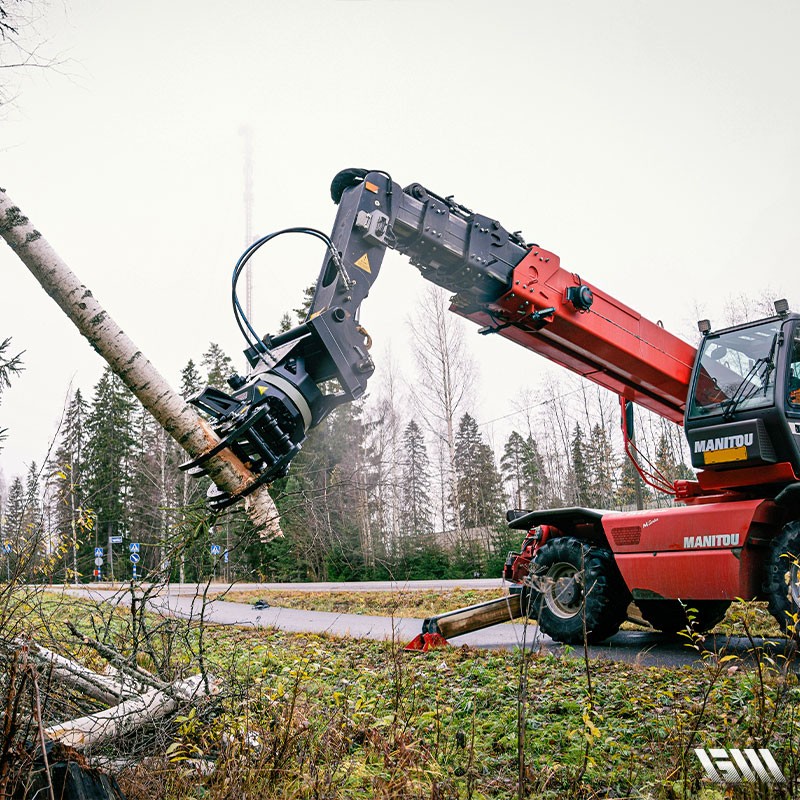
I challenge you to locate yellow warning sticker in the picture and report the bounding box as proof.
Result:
[257,386,267,395]
[354,253,371,273]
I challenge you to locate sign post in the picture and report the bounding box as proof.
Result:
[129,542,140,583]
[109,534,122,582]
[2,542,11,582]
[210,543,221,581]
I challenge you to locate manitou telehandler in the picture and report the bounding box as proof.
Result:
[182,168,800,646]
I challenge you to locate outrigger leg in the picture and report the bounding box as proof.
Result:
[405,590,525,651]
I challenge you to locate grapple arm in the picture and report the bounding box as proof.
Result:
[183,168,694,509]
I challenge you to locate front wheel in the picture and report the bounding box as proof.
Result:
[764,520,800,637]
[523,536,631,644]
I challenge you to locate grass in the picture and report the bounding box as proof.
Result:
[3,590,798,799]
[211,588,507,618]
[213,588,786,640]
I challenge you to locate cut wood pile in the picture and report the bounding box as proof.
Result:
[0,633,221,800]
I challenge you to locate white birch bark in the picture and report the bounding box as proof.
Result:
[0,189,282,538]
[43,673,220,749]
[24,641,143,705]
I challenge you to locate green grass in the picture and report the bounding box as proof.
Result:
[3,590,797,799]
[211,588,506,618]
[214,588,786,640]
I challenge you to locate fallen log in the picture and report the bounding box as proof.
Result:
[26,641,143,706]
[43,674,221,750]
[64,622,168,692]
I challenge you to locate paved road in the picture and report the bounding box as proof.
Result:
[56,581,797,669]
[79,579,506,593]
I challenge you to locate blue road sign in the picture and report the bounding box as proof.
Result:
[129,542,140,554]
[223,550,229,563]
[210,544,221,556]
[130,552,140,564]
[2,542,11,553]
[94,547,104,558]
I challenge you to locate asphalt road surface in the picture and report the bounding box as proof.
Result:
[57,581,797,669]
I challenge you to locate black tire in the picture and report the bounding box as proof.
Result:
[764,520,800,637]
[636,599,730,634]
[523,536,631,644]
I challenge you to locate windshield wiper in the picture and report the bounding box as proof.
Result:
[721,334,778,420]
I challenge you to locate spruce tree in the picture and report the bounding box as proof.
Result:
[453,413,504,531]
[586,423,616,508]
[3,476,25,542]
[180,359,203,398]
[201,343,234,390]
[571,423,591,506]
[522,434,546,509]
[501,430,547,511]
[401,419,433,538]
[0,337,23,452]
[51,389,88,581]
[2,476,25,577]
[84,368,136,574]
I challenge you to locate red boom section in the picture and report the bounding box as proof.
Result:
[452,248,696,424]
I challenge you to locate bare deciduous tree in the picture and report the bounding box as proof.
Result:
[407,286,475,542]
[0,1,66,113]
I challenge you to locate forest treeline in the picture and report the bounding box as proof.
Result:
[0,288,693,584]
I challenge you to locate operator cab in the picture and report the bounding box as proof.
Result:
[684,302,800,481]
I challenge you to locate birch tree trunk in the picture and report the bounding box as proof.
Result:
[43,673,220,749]
[0,190,282,538]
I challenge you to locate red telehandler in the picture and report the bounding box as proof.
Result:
[182,168,800,645]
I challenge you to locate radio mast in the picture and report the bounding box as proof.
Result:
[240,125,254,322]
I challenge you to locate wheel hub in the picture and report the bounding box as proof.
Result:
[544,562,583,619]
[790,561,800,609]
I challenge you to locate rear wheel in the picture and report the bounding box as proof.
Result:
[636,599,730,634]
[524,536,631,644]
[764,520,800,637]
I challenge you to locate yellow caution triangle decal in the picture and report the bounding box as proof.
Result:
[354,253,371,273]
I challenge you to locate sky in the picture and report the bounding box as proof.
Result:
[1,0,799,484]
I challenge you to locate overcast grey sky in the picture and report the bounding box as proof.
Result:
[1,0,798,482]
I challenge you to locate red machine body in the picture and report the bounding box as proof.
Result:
[453,247,695,426]
[206,168,800,643]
